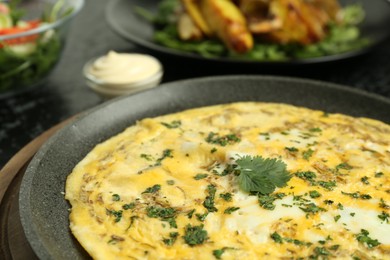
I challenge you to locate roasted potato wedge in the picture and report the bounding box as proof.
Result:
[178,12,204,40]
[265,0,335,44]
[200,0,253,53]
[239,0,282,34]
[181,0,212,35]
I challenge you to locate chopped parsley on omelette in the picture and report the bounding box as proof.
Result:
[65,102,390,259]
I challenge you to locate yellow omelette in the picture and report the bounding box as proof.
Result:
[65,102,390,259]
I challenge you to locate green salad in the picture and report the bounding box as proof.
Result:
[0,0,73,92]
[137,0,370,61]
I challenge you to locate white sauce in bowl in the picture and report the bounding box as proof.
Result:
[83,51,163,98]
[87,51,162,86]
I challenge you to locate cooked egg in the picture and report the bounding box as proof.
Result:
[65,102,390,259]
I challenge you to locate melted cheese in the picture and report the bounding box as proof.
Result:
[65,102,390,259]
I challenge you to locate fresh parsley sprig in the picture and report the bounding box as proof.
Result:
[235,155,291,194]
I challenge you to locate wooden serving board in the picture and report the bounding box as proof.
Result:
[0,118,74,259]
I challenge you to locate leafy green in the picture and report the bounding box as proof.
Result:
[235,155,291,194]
[302,149,314,160]
[378,211,389,223]
[8,0,24,24]
[318,181,337,191]
[122,202,136,210]
[270,232,283,243]
[106,209,123,223]
[310,247,331,258]
[166,180,175,185]
[142,184,161,194]
[299,203,326,215]
[187,209,195,219]
[219,192,233,202]
[161,120,181,129]
[295,171,317,184]
[341,191,371,200]
[224,207,240,214]
[203,184,218,212]
[285,147,298,152]
[112,194,121,201]
[194,173,208,180]
[196,212,208,222]
[0,33,62,92]
[379,198,389,209]
[342,4,365,25]
[258,193,286,210]
[309,190,321,199]
[140,153,153,161]
[163,232,179,246]
[146,206,177,228]
[154,149,173,166]
[270,232,312,247]
[356,229,381,248]
[205,132,241,146]
[212,247,234,259]
[183,224,208,246]
[360,176,369,185]
[375,172,384,178]
[335,162,353,171]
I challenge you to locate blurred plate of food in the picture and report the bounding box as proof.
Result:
[106,0,390,65]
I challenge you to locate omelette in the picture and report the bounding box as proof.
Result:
[65,102,390,259]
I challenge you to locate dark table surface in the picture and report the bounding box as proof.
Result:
[1,0,390,169]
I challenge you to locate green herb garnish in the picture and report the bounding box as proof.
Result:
[142,184,161,194]
[203,184,218,212]
[196,212,208,222]
[194,173,208,180]
[361,176,369,185]
[258,193,286,210]
[166,180,175,185]
[309,190,321,198]
[161,120,181,129]
[122,202,135,210]
[205,132,241,146]
[356,229,381,248]
[219,192,233,202]
[302,149,314,160]
[375,172,384,178]
[270,232,312,247]
[299,203,326,215]
[106,209,123,223]
[146,206,177,228]
[187,209,195,219]
[378,211,389,223]
[154,149,173,166]
[212,247,234,259]
[140,153,153,161]
[183,224,208,246]
[235,155,291,194]
[163,232,179,246]
[341,191,371,200]
[318,181,337,191]
[335,162,353,171]
[310,247,331,258]
[285,147,298,152]
[112,194,120,201]
[379,198,389,209]
[309,127,322,133]
[224,207,240,214]
[270,232,283,243]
